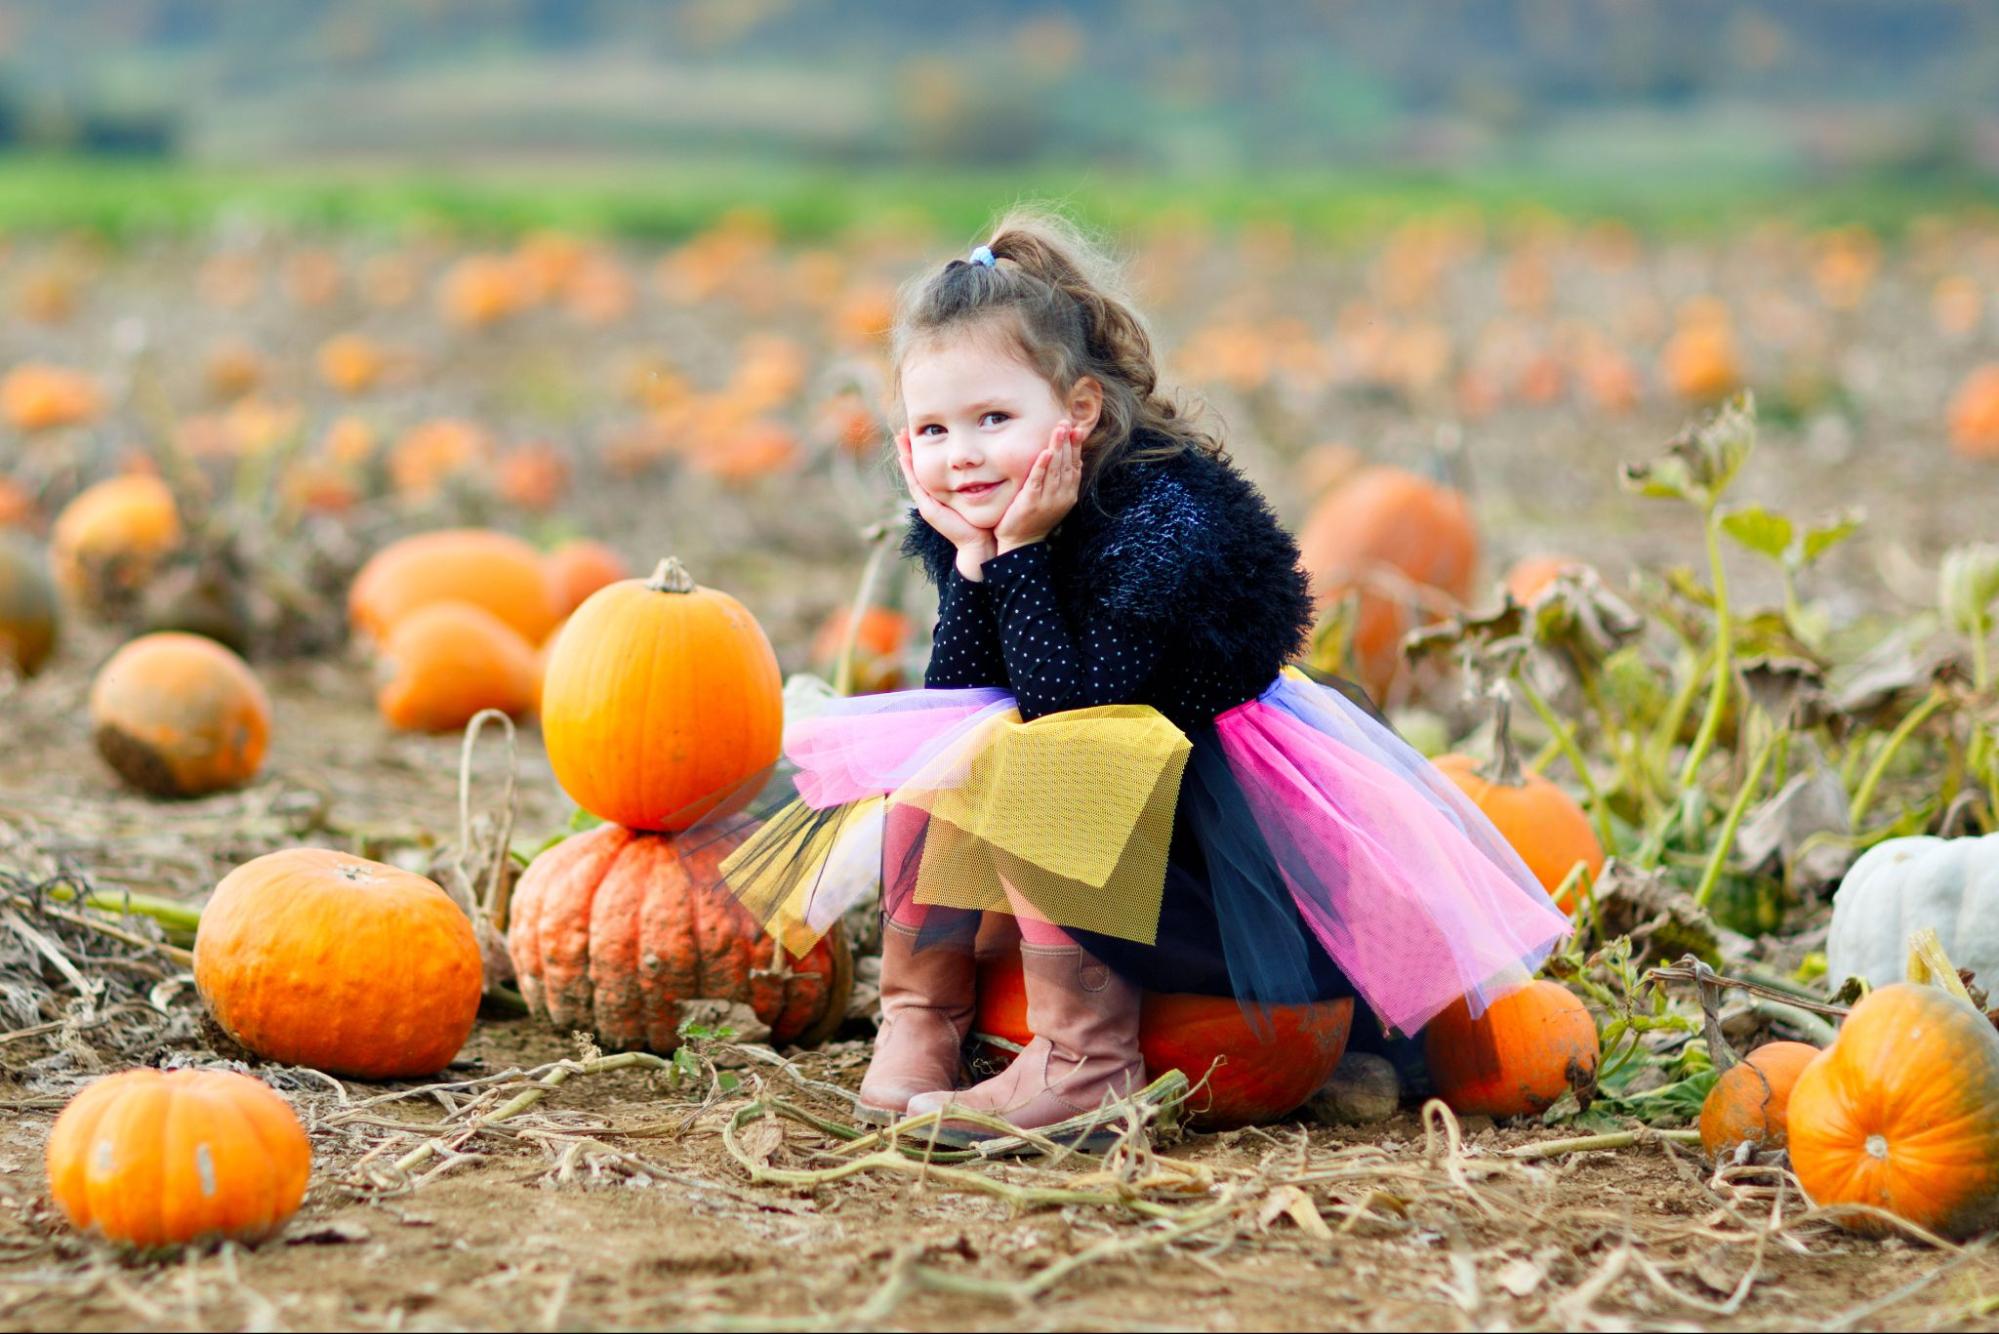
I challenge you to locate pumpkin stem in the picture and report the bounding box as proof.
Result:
[1484,680,1527,788]
[647,557,696,594]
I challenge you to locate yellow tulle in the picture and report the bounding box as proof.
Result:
[719,703,1191,955]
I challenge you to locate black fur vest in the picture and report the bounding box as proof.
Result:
[901,432,1316,728]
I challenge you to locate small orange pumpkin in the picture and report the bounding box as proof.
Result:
[544,539,628,618]
[507,823,852,1053]
[495,442,569,511]
[0,476,37,530]
[316,333,389,395]
[1699,1040,1821,1162]
[45,1069,310,1249]
[1297,467,1479,702]
[349,528,561,646]
[1948,364,1999,460]
[1502,553,1587,606]
[1424,980,1600,1118]
[49,474,183,612]
[1663,319,1741,404]
[388,418,491,500]
[1433,751,1601,913]
[1788,983,1999,1238]
[202,340,266,401]
[375,601,540,732]
[1,363,101,432]
[810,605,912,694]
[973,952,1352,1130]
[438,254,528,329]
[0,535,58,676]
[540,558,782,831]
[88,633,270,798]
[195,848,483,1079]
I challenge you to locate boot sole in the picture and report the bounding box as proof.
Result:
[915,1118,1123,1154]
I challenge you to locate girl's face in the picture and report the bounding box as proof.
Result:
[901,331,1101,528]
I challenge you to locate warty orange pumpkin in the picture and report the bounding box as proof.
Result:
[1787,983,1999,1238]
[1424,979,1600,1118]
[540,557,782,831]
[195,848,483,1078]
[507,823,852,1053]
[89,632,270,797]
[45,1068,310,1249]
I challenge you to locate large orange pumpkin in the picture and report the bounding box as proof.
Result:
[1297,467,1478,702]
[45,1069,310,1249]
[507,823,852,1053]
[49,474,183,612]
[375,601,541,732]
[544,539,629,618]
[1424,980,1600,1118]
[540,558,782,831]
[348,528,561,646]
[0,535,57,676]
[1433,752,1601,913]
[1699,1040,1820,1162]
[195,848,483,1079]
[88,633,270,798]
[972,953,1352,1130]
[1788,983,1999,1238]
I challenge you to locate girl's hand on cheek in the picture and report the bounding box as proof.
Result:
[994,420,1081,555]
[896,429,997,576]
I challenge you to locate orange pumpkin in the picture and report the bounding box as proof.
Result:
[203,340,266,401]
[507,823,852,1053]
[1699,1040,1821,1162]
[1,363,100,432]
[316,333,389,395]
[195,848,483,1079]
[1502,553,1587,605]
[495,442,569,511]
[544,539,628,618]
[1433,752,1601,912]
[0,535,57,676]
[49,474,183,612]
[89,633,270,798]
[540,558,782,831]
[348,528,561,646]
[0,476,37,530]
[45,1069,310,1249]
[376,601,540,732]
[1788,983,1999,1238]
[1424,980,1600,1118]
[1948,364,1999,460]
[389,418,491,499]
[1663,319,1741,404]
[810,605,912,694]
[438,254,528,328]
[973,953,1352,1130]
[1297,467,1479,701]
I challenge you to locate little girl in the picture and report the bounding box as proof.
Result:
[720,208,1570,1143]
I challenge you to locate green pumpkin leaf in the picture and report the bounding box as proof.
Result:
[1719,505,1793,562]
[1799,509,1864,567]
[1939,542,1999,636]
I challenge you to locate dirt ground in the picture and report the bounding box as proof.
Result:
[3,647,1995,1334]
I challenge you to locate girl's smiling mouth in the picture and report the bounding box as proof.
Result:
[955,481,1002,497]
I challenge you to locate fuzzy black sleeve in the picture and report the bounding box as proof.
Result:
[979,542,1164,721]
[922,566,1010,688]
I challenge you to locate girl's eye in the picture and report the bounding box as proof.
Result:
[981,411,1008,427]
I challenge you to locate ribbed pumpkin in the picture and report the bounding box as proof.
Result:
[49,474,182,612]
[540,558,782,831]
[1424,980,1600,1118]
[1826,833,1999,994]
[375,601,540,732]
[973,953,1352,1130]
[507,823,852,1053]
[0,534,57,676]
[544,539,629,618]
[1433,751,1601,913]
[348,528,560,646]
[1297,467,1478,701]
[1699,1040,1821,1162]
[1788,983,1999,1238]
[89,633,270,798]
[45,1069,310,1249]
[195,849,482,1079]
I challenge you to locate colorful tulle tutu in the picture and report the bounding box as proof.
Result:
[719,668,1573,1036]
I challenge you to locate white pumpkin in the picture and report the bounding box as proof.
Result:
[1826,833,1999,992]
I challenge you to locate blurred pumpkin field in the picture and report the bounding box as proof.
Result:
[4,196,1999,1330]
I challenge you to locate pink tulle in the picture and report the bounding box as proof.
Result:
[786,687,1013,808]
[1214,692,1573,1035]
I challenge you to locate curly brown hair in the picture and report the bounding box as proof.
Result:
[887,204,1224,496]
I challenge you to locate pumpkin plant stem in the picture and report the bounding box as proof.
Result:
[1693,727,1779,909]
[41,882,202,944]
[1503,1128,1702,1161]
[393,1051,672,1178]
[1646,645,1710,804]
[1677,513,1734,792]
[1847,685,1948,830]
[834,519,897,698]
[1514,674,1616,851]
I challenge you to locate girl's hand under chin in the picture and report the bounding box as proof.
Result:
[994,420,1081,556]
[896,428,997,581]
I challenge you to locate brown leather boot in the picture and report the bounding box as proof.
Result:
[856,920,977,1123]
[905,942,1145,1147]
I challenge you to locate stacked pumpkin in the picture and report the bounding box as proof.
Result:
[508,556,854,1054]
[347,528,629,732]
